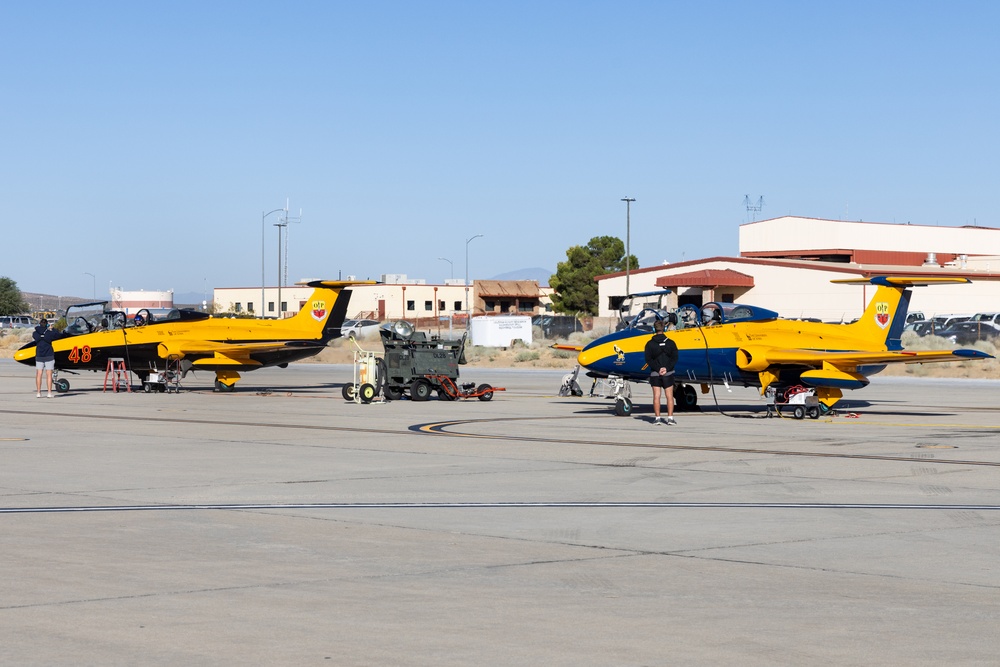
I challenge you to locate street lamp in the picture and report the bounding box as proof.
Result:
[465,234,483,324]
[621,197,635,296]
[262,207,285,318]
[438,257,454,280]
[83,272,95,299]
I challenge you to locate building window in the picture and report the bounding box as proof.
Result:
[280,301,287,313]
[248,302,254,313]
[268,302,274,313]
[424,300,432,311]
[518,302,533,312]
[234,303,242,313]
[438,300,446,311]
[485,300,496,311]
[407,300,415,311]
[721,293,735,302]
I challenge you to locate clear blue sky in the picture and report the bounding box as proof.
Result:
[3,1,998,298]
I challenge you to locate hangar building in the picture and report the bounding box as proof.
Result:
[596,216,1000,323]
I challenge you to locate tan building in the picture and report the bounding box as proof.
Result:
[213,277,552,324]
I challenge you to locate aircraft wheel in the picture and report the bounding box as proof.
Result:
[807,406,820,419]
[476,383,494,401]
[384,385,403,401]
[214,379,235,392]
[342,384,356,401]
[614,396,633,417]
[677,384,698,410]
[55,378,70,393]
[410,379,432,402]
[792,405,806,420]
[359,383,376,404]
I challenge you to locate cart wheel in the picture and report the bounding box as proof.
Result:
[410,379,432,402]
[143,382,152,393]
[342,384,357,401]
[55,378,70,393]
[359,383,376,404]
[792,405,806,420]
[807,406,820,419]
[384,385,403,401]
[438,388,456,401]
[476,383,494,401]
[614,396,632,416]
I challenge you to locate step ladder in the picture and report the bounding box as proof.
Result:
[104,358,132,393]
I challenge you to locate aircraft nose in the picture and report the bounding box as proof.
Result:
[578,345,601,368]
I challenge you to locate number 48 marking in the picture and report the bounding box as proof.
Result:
[68,346,92,363]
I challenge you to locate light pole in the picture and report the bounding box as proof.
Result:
[621,197,635,297]
[83,272,95,300]
[262,207,285,317]
[438,257,454,280]
[465,234,483,325]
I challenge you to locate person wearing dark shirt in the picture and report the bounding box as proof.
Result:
[32,319,61,398]
[643,319,679,425]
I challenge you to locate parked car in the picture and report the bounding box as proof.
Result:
[905,311,926,324]
[341,318,381,339]
[0,315,36,329]
[903,320,936,337]
[532,314,582,339]
[935,320,1000,345]
[969,312,1000,333]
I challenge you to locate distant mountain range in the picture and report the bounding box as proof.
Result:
[490,267,554,285]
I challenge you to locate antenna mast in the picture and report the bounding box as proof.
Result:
[744,195,765,222]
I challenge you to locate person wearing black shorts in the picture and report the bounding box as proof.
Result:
[643,319,679,425]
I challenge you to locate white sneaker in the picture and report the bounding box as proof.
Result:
[36,392,41,398]
[47,393,54,398]
[665,417,677,425]
[653,417,663,425]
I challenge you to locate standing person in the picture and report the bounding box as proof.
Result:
[33,318,60,398]
[643,319,679,425]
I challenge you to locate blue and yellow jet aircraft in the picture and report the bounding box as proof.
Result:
[15,280,375,392]
[566,276,992,416]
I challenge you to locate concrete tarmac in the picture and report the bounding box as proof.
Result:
[2,359,999,666]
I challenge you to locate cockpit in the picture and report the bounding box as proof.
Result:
[60,302,210,336]
[623,302,779,331]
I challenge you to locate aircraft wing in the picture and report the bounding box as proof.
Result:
[746,347,991,367]
[158,340,325,359]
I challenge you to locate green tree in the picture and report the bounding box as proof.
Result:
[549,236,637,315]
[0,276,30,315]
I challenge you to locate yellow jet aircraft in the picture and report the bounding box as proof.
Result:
[15,280,375,392]
[567,276,992,416]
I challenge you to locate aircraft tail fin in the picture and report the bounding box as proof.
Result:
[833,276,970,351]
[287,280,377,340]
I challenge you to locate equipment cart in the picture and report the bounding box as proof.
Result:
[766,385,822,419]
[379,321,502,401]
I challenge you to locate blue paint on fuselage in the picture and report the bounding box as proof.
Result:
[586,346,751,385]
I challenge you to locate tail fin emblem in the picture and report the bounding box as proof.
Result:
[875,302,890,329]
[311,300,327,322]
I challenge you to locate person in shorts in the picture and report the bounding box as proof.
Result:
[33,319,61,397]
[643,319,679,424]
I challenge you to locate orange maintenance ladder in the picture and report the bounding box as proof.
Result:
[103,357,132,393]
